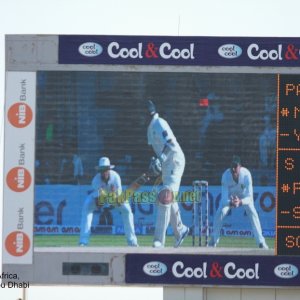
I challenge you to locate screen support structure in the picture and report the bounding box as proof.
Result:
[3,34,300,290]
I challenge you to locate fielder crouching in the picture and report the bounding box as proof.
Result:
[209,155,269,249]
[79,157,138,247]
[147,100,189,248]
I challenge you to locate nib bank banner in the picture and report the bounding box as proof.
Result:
[33,185,275,238]
[59,35,300,67]
[126,254,300,287]
[3,72,36,264]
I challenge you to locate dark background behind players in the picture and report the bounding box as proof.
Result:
[35,71,276,186]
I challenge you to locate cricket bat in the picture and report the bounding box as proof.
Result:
[117,173,162,205]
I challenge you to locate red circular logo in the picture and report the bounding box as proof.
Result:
[5,231,31,256]
[6,167,32,192]
[7,103,33,128]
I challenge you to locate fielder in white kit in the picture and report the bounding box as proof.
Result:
[209,155,269,249]
[79,157,138,246]
[147,100,189,248]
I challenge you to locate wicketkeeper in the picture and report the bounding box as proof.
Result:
[79,157,138,246]
[147,100,189,248]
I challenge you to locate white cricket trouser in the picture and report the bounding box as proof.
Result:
[154,151,186,245]
[79,191,137,246]
[212,201,266,246]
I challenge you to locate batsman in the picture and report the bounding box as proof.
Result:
[147,100,189,248]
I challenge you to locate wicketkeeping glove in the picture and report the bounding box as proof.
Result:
[96,189,108,207]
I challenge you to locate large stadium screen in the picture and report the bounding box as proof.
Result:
[2,35,300,287]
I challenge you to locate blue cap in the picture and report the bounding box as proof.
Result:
[231,155,241,168]
[147,100,156,115]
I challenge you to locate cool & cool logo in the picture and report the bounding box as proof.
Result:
[247,43,283,60]
[78,42,103,57]
[248,43,300,61]
[143,261,167,276]
[274,264,298,279]
[107,42,195,60]
[218,44,242,59]
[172,261,260,279]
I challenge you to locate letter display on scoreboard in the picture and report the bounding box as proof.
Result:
[3,34,300,287]
[277,75,300,255]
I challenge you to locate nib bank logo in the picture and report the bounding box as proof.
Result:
[5,231,30,257]
[6,167,32,192]
[8,103,33,128]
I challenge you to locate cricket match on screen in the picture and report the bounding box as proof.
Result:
[31,69,275,251]
[2,35,300,287]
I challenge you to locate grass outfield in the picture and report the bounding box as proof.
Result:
[34,235,274,249]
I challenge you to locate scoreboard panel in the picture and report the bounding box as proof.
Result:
[277,75,300,255]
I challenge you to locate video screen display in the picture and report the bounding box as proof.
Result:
[33,70,276,250]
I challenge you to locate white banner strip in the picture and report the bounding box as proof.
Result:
[2,72,36,264]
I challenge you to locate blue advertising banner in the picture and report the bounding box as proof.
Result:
[59,35,300,67]
[125,254,300,286]
[33,185,275,238]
